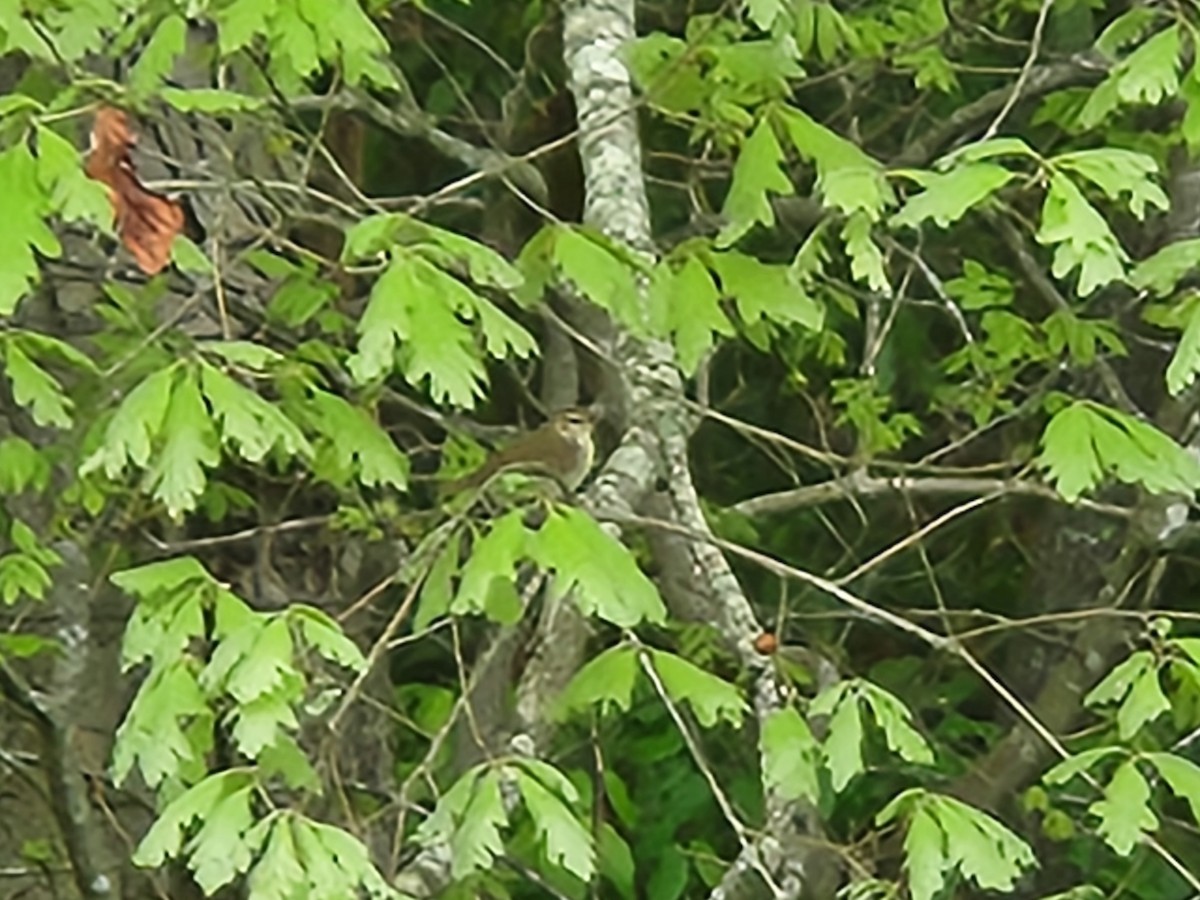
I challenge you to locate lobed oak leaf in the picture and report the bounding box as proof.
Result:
[83,106,183,276]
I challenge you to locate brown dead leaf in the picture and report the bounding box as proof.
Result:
[83,106,184,276]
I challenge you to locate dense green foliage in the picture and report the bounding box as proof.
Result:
[5,1,1200,899]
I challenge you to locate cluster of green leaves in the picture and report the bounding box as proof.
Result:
[414,505,667,630]
[107,555,390,894]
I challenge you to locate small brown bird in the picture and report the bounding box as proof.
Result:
[445,406,599,494]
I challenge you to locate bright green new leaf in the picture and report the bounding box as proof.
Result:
[3,343,72,428]
[231,688,300,758]
[413,531,461,630]
[187,778,257,894]
[517,769,596,881]
[111,555,209,601]
[224,616,295,705]
[200,363,312,464]
[449,769,507,879]
[160,87,264,113]
[0,436,50,494]
[112,662,212,788]
[933,796,1036,891]
[656,256,733,374]
[349,253,490,407]
[1085,649,1169,740]
[1088,759,1157,855]
[149,371,221,519]
[1144,753,1200,829]
[82,365,178,479]
[903,805,946,900]
[1080,25,1180,128]
[712,250,823,330]
[245,815,304,900]
[1165,300,1200,396]
[746,0,784,31]
[1036,173,1127,296]
[1044,746,1123,786]
[1038,401,1200,501]
[775,105,892,220]
[717,116,794,247]
[0,143,60,315]
[893,162,1013,229]
[129,14,186,95]
[819,684,864,791]
[133,770,255,867]
[761,707,820,803]
[649,649,745,728]
[1053,149,1167,220]
[1043,311,1125,367]
[1131,239,1200,296]
[288,605,366,672]
[295,0,397,89]
[841,211,889,293]
[34,126,112,227]
[531,506,667,628]
[557,645,639,719]
[453,511,528,620]
[0,551,52,604]
[306,390,408,490]
[860,682,934,765]
[938,136,1035,167]
[1182,61,1200,152]
[945,259,1014,309]
[553,226,646,333]
[215,0,279,55]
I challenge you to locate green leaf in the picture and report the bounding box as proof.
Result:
[1038,401,1200,501]
[149,370,220,519]
[160,87,264,113]
[1089,759,1157,855]
[246,816,304,900]
[453,511,528,621]
[34,126,112,227]
[450,770,507,879]
[903,805,946,900]
[81,365,178,479]
[717,116,794,247]
[1084,650,1168,740]
[841,211,888,293]
[1131,239,1200,296]
[129,14,186,96]
[1044,746,1123,785]
[597,822,636,900]
[3,343,72,428]
[1145,752,1200,827]
[711,250,823,330]
[557,645,639,719]
[199,363,312,464]
[818,683,864,791]
[945,259,1014,310]
[553,226,646,333]
[860,682,934,765]
[215,0,279,55]
[652,257,733,374]
[133,771,255,867]
[0,143,60,315]
[893,162,1013,229]
[775,105,892,220]
[761,707,820,803]
[932,794,1036,891]
[649,649,745,728]
[1165,300,1200,396]
[349,253,489,408]
[1036,173,1127,296]
[306,390,408,490]
[1053,149,1167,220]
[288,605,366,672]
[516,769,595,881]
[1080,26,1180,128]
[1042,310,1125,367]
[530,506,668,628]
[0,437,49,494]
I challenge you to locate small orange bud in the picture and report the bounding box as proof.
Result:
[753,632,779,655]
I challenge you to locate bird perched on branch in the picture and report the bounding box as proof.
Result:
[444,406,599,495]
